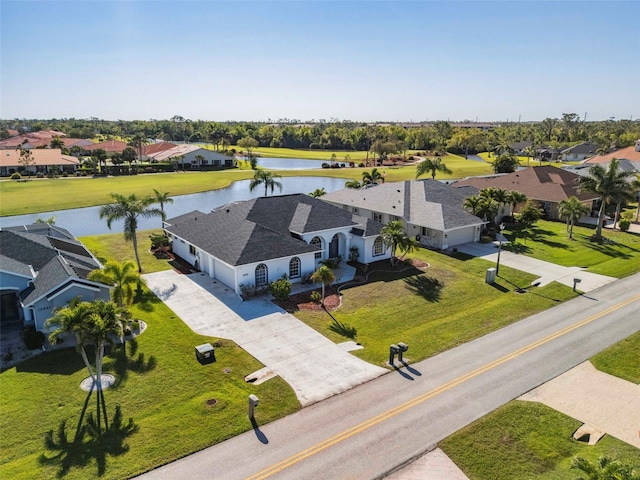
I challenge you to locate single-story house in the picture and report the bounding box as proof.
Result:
[148,144,235,167]
[0,224,111,333]
[0,149,80,176]
[509,141,532,155]
[83,140,129,154]
[0,130,67,150]
[453,166,600,219]
[321,180,485,250]
[141,142,178,160]
[164,194,390,296]
[582,141,640,173]
[560,142,602,162]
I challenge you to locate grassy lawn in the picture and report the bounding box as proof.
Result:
[0,235,299,479]
[294,249,578,366]
[0,153,492,217]
[591,331,640,383]
[440,401,639,480]
[503,220,640,278]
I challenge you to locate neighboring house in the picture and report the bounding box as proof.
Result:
[61,138,94,149]
[509,141,532,155]
[322,180,485,251]
[454,166,600,219]
[149,144,235,167]
[0,224,111,333]
[0,130,67,150]
[164,194,389,296]
[82,140,129,154]
[581,141,640,173]
[141,142,178,160]
[0,149,80,176]
[560,142,601,161]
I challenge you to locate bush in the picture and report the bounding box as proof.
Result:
[37,172,45,178]
[310,291,322,303]
[62,171,68,177]
[10,172,21,180]
[480,235,493,244]
[150,232,171,250]
[22,327,45,350]
[269,276,292,301]
[618,218,631,232]
[300,272,312,284]
[321,163,330,168]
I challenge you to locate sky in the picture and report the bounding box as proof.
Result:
[1,1,639,123]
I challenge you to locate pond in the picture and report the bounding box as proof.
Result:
[0,176,350,237]
[251,157,330,170]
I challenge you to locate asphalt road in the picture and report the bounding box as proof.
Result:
[138,273,640,480]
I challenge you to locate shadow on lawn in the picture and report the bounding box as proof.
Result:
[104,339,157,388]
[133,286,161,312]
[40,389,138,477]
[497,275,564,303]
[403,275,443,302]
[16,348,86,375]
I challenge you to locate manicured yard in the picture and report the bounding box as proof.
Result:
[504,220,640,278]
[294,249,578,366]
[591,331,640,384]
[0,234,299,479]
[440,401,640,480]
[0,153,492,217]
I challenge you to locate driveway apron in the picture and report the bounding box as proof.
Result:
[143,270,387,406]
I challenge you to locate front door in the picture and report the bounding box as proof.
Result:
[329,234,339,258]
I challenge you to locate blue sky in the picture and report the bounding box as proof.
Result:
[1,1,639,122]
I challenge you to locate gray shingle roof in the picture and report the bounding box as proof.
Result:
[165,194,372,266]
[322,180,484,231]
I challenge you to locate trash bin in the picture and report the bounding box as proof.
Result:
[485,267,497,284]
[195,343,216,364]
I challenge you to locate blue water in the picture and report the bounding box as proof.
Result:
[252,157,330,170]
[465,154,485,162]
[0,176,350,237]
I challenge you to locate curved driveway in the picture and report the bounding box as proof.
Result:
[143,270,387,406]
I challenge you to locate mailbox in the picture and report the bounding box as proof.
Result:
[397,342,409,362]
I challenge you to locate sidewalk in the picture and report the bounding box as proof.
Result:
[456,240,616,292]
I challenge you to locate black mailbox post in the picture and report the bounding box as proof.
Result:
[195,343,216,364]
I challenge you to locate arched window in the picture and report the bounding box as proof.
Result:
[310,236,322,259]
[289,257,301,278]
[255,264,268,286]
[373,236,384,256]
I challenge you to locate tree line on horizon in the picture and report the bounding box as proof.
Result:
[2,115,639,155]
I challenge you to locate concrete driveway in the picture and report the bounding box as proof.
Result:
[143,270,386,406]
[456,240,616,292]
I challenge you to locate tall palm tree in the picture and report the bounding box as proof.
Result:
[380,220,415,267]
[463,195,482,217]
[88,260,140,307]
[310,265,335,304]
[632,176,640,222]
[249,170,283,197]
[578,158,636,238]
[558,196,590,239]
[127,133,148,161]
[507,191,528,216]
[362,168,384,186]
[308,188,326,198]
[415,157,452,180]
[49,136,65,150]
[99,193,164,272]
[152,188,173,224]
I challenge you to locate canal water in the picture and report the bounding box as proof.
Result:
[0,176,350,237]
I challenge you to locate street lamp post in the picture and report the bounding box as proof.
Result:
[496,223,505,275]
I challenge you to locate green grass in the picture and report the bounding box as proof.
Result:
[0,236,299,479]
[591,331,640,383]
[504,220,640,278]
[294,250,578,366]
[0,153,492,217]
[440,401,640,480]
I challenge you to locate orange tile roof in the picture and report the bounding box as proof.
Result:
[454,166,598,203]
[83,140,128,153]
[582,145,640,164]
[0,149,79,167]
[142,142,177,155]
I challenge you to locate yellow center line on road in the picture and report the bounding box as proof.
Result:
[246,293,640,480]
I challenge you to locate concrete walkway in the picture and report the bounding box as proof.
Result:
[520,361,640,448]
[143,270,386,406]
[385,448,469,480]
[456,240,616,292]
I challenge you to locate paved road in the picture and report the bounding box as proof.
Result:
[138,274,640,480]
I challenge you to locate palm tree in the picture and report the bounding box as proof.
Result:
[415,157,452,180]
[571,455,639,480]
[578,158,636,238]
[49,136,65,150]
[127,132,148,161]
[632,176,640,222]
[345,179,362,189]
[463,195,482,217]
[522,145,535,167]
[507,191,528,216]
[308,188,326,198]
[249,170,283,197]
[558,196,590,239]
[310,265,335,304]
[152,188,173,224]
[362,168,384,186]
[99,193,164,272]
[380,220,415,267]
[194,154,205,170]
[88,260,140,307]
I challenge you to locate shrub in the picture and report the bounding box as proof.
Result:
[480,235,493,244]
[349,246,359,262]
[239,284,254,298]
[310,291,322,303]
[37,172,45,178]
[300,272,312,284]
[10,172,21,180]
[358,162,365,167]
[321,163,330,168]
[62,171,68,177]
[150,232,171,250]
[22,327,45,350]
[269,276,292,301]
[618,218,631,232]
